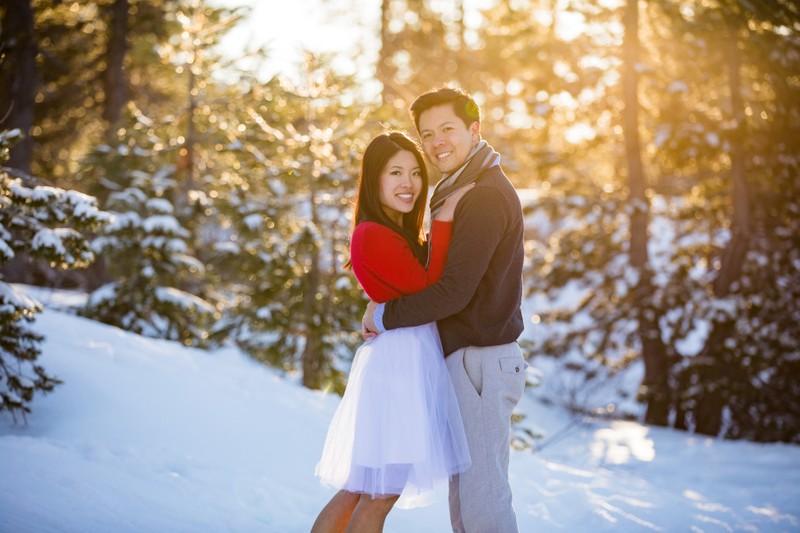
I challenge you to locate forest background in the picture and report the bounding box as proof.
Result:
[1,0,799,444]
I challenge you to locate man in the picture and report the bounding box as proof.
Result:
[362,85,527,533]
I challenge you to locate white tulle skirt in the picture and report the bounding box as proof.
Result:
[315,322,471,509]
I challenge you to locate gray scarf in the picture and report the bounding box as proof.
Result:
[429,140,501,219]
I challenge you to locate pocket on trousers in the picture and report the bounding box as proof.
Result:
[463,349,483,397]
[499,356,525,375]
[499,356,527,402]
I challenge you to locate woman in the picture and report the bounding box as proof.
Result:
[312,131,472,533]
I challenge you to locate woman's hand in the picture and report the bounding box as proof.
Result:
[361,300,380,340]
[434,182,476,222]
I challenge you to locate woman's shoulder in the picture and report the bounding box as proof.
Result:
[351,222,411,273]
[353,221,404,241]
[352,222,412,261]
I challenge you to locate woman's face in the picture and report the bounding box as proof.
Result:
[378,149,423,226]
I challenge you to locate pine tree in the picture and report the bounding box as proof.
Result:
[28,0,179,188]
[0,0,36,174]
[521,0,800,441]
[81,114,216,347]
[0,129,108,421]
[376,0,461,111]
[658,0,800,441]
[208,58,376,392]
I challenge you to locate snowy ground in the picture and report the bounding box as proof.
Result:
[1,286,799,532]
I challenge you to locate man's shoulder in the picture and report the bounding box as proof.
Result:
[476,165,516,190]
[474,167,521,209]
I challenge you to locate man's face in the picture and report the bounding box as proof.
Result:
[417,103,480,175]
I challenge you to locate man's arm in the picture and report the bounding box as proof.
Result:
[363,186,509,334]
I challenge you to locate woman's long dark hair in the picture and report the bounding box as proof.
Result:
[344,131,429,270]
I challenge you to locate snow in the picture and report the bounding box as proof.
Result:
[142,215,188,236]
[31,228,81,256]
[705,132,720,148]
[0,283,42,314]
[110,187,148,207]
[1,285,799,532]
[8,182,57,202]
[86,283,117,307]
[213,241,241,254]
[140,236,188,253]
[101,212,143,233]
[173,252,207,273]
[243,213,263,231]
[667,81,688,94]
[155,286,216,314]
[0,237,13,261]
[675,317,710,357]
[145,197,174,214]
[653,126,672,149]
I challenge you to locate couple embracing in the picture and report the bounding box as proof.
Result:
[312,85,527,533]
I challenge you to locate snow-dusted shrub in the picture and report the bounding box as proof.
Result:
[81,124,216,346]
[0,129,109,421]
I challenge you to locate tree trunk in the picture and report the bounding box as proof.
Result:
[103,0,129,134]
[714,18,750,297]
[455,0,464,51]
[174,50,197,220]
[300,87,324,390]
[300,239,323,390]
[0,0,36,174]
[377,0,396,107]
[693,18,750,436]
[184,65,197,194]
[453,0,464,77]
[301,188,324,390]
[622,0,670,426]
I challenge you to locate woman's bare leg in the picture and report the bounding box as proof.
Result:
[345,494,399,533]
[311,490,360,533]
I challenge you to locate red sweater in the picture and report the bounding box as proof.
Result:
[351,220,453,303]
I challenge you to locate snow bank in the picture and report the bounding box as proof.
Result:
[1,287,798,532]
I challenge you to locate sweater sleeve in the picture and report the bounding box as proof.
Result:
[424,219,453,283]
[382,186,508,328]
[353,220,452,301]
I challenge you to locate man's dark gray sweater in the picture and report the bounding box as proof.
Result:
[382,165,525,356]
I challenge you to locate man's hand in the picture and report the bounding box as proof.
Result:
[361,300,380,340]
[434,182,476,222]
